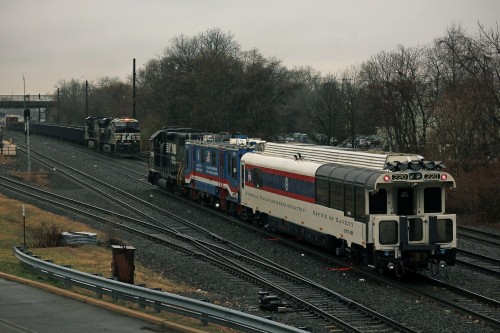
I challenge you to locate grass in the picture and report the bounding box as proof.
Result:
[0,193,236,332]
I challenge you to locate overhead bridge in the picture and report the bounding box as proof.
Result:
[0,95,55,109]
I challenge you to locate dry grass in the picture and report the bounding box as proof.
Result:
[10,171,50,188]
[0,193,192,293]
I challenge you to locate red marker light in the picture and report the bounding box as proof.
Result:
[441,174,447,181]
[383,175,391,182]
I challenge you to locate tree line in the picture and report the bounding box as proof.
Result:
[52,24,499,173]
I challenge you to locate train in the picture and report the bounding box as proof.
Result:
[84,116,141,157]
[4,114,24,125]
[5,116,141,157]
[147,129,457,276]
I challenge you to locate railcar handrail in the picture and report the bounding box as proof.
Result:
[13,246,306,333]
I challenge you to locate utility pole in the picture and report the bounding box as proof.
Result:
[85,80,89,118]
[22,205,26,249]
[57,88,60,123]
[133,58,136,119]
[23,74,31,172]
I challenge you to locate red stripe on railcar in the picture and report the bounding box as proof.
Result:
[245,164,315,182]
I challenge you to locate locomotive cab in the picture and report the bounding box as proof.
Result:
[84,116,141,157]
[367,169,457,275]
[109,118,141,156]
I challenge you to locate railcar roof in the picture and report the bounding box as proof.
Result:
[148,129,207,141]
[187,140,255,152]
[263,142,423,170]
[316,163,385,189]
[242,153,322,176]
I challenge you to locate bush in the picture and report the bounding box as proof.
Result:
[447,165,500,224]
[31,221,63,247]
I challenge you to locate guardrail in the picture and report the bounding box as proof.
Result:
[13,246,307,333]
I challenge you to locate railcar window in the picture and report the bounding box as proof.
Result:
[437,219,453,242]
[354,187,365,220]
[211,151,216,166]
[409,218,423,241]
[231,156,237,179]
[161,143,167,168]
[424,187,442,213]
[201,149,206,163]
[397,188,414,215]
[379,220,398,245]
[316,179,329,206]
[254,168,263,188]
[241,165,245,189]
[329,182,343,210]
[369,189,387,214]
[344,185,354,217]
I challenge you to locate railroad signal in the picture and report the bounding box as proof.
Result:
[24,108,31,121]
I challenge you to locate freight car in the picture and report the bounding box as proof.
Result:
[31,123,84,145]
[85,116,141,157]
[148,131,457,276]
[5,122,84,145]
[5,114,24,124]
[6,117,141,157]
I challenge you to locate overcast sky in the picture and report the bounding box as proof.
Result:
[1,0,498,95]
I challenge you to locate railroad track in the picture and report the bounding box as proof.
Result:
[0,175,419,333]
[405,275,500,330]
[6,145,422,333]
[7,167,499,332]
[456,249,500,277]
[458,226,500,247]
[7,135,500,332]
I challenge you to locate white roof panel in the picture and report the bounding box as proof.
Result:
[262,142,423,170]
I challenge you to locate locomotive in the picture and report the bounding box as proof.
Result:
[84,116,141,157]
[5,117,141,158]
[148,129,457,276]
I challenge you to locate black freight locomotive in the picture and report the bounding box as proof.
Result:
[84,116,141,157]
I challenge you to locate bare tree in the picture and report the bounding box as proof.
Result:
[304,74,344,145]
[55,79,86,125]
[434,23,499,168]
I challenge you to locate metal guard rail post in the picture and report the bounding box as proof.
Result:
[13,246,306,333]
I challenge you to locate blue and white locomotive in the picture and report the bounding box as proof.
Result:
[148,130,457,275]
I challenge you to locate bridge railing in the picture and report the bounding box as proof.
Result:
[0,95,54,102]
